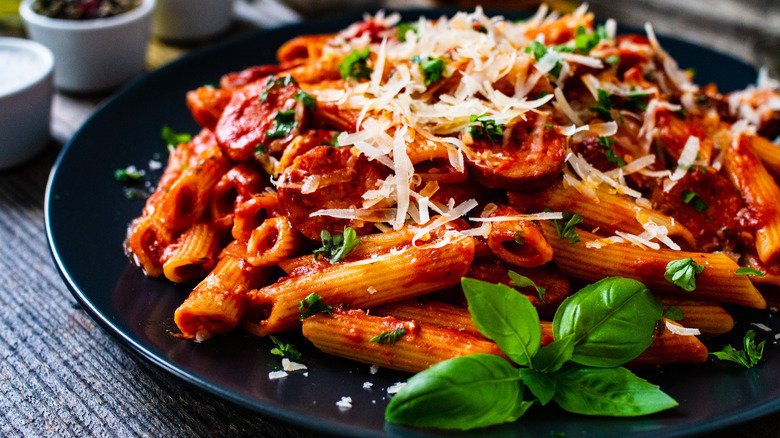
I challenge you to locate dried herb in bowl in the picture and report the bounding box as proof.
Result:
[32,0,140,19]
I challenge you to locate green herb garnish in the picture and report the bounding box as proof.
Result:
[396,22,417,42]
[114,166,144,183]
[573,25,607,55]
[590,88,613,121]
[370,328,406,345]
[508,270,546,302]
[597,136,626,167]
[467,114,504,144]
[385,277,674,430]
[681,189,709,213]
[664,257,705,291]
[259,75,297,102]
[294,90,317,110]
[735,267,765,277]
[551,211,583,244]
[313,227,361,263]
[412,55,446,86]
[265,109,297,139]
[161,126,192,153]
[664,305,684,322]
[269,335,302,361]
[299,293,333,320]
[338,48,373,81]
[710,330,764,368]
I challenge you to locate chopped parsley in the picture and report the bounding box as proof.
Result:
[508,270,546,302]
[551,210,583,244]
[513,230,525,245]
[321,132,342,148]
[161,126,192,153]
[265,109,296,139]
[259,75,297,102]
[254,144,268,154]
[664,257,705,291]
[625,91,650,112]
[467,114,504,144]
[735,267,765,277]
[590,88,613,121]
[313,227,361,263]
[573,25,607,55]
[269,335,302,361]
[114,166,144,183]
[396,22,417,42]
[597,136,626,167]
[294,90,317,110]
[370,328,406,345]
[525,41,563,78]
[710,330,764,368]
[412,55,446,86]
[299,293,333,320]
[338,48,373,81]
[681,189,709,213]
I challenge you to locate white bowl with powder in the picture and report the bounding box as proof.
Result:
[0,37,54,170]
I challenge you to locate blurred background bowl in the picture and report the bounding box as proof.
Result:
[19,0,155,93]
[0,37,53,170]
[151,0,235,43]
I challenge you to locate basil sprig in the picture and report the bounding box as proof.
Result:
[664,258,705,291]
[385,277,674,430]
[710,330,764,368]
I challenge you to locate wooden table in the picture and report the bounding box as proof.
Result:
[1,1,778,436]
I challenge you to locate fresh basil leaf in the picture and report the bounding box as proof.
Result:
[551,363,678,416]
[269,335,302,361]
[531,333,575,373]
[553,277,661,367]
[370,328,406,345]
[508,270,547,302]
[462,278,541,367]
[385,354,525,430]
[664,257,705,291]
[710,330,764,368]
[663,305,684,322]
[519,367,556,406]
[298,293,333,320]
[735,267,765,277]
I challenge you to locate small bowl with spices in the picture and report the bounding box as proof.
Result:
[19,0,155,93]
[0,37,54,170]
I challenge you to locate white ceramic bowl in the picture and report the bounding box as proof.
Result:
[152,0,234,42]
[0,37,54,170]
[19,0,155,93]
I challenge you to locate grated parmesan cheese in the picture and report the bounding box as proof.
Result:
[665,320,701,336]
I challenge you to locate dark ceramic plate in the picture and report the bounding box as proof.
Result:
[45,8,779,438]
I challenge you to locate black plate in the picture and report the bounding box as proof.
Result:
[45,8,779,438]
